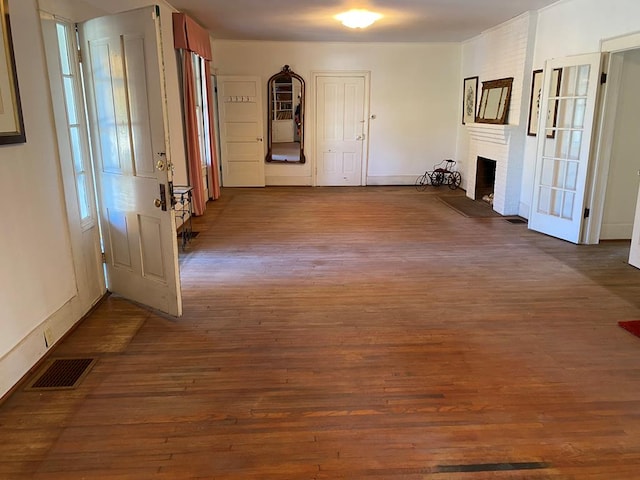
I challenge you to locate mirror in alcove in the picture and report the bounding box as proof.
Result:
[266,65,305,163]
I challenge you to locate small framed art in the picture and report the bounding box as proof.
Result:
[462,76,478,125]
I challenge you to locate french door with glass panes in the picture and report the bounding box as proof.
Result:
[529,53,602,243]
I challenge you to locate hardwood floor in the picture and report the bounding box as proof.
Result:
[3,186,640,479]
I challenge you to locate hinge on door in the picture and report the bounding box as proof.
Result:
[77,48,82,64]
[600,72,607,84]
[584,208,590,219]
[101,252,106,263]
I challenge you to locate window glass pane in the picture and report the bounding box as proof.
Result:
[565,161,578,191]
[64,76,78,124]
[76,173,91,220]
[553,160,567,189]
[568,130,582,160]
[56,23,71,75]
[69,126,83,173]
[572,98,586,128]
[550,189,562,217]
[562,192,575,220]
[576,65,591,96]
[537,186,551,214]
[557,129,570,159]
[541,158,554,186]
[556,99,575,129]
[560,66,577,97]
[543,136,556,158]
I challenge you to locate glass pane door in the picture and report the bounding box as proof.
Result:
[529,53,602,243]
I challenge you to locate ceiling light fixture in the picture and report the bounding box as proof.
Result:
[335,9,383,29]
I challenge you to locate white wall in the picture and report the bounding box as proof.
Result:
[0,0,82,396]
[212,40,461,186]
[520,0,640,218]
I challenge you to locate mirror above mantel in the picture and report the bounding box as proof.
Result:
[475,77,514,125]
[266,65,305,164]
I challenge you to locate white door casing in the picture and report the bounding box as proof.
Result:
[529,53,602,244]
[315,75,366,186]
[217,76,265,187]
[79,6,182,316]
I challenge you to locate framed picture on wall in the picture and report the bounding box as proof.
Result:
[0,0,25,144]
[462,76,478,125]
[527,68,562,137]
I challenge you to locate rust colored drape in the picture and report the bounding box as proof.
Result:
[172,13,220,215]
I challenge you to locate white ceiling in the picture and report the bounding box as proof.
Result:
[165,0,560,43]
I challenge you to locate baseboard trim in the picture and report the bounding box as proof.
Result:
[600,223,633,240]
[366,175,419,186]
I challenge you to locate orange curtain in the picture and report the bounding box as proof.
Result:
[172,13,220,212]
[173,13,211,59]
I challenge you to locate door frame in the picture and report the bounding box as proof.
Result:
[584,32,640,244]
[311,70,371,187]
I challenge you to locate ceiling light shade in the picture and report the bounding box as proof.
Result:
[335,9,383,29]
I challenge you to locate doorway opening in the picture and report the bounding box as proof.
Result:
[597,49,640,241]
[588,32,640,268]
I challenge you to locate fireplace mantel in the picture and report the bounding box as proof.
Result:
[465,123,515,146]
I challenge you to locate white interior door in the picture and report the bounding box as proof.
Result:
[629,185,640,269]
[316,75,366,186]
[529,53,602,244]
[79,7,182,316]
[217,76,264,187]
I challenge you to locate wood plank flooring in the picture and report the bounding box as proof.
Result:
[3,186,640,479]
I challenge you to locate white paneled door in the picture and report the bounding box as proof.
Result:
[529,53,602,244]
[316,75,366,186]
[217,76,265,187]
[79,7,182,316]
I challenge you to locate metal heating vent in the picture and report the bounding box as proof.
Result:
[26,358,96,391]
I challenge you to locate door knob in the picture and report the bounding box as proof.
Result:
[154,198,162,208]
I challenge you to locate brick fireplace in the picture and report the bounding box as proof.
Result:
[465,124,522,216]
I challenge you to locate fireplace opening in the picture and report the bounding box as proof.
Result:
[475,157,496,205]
